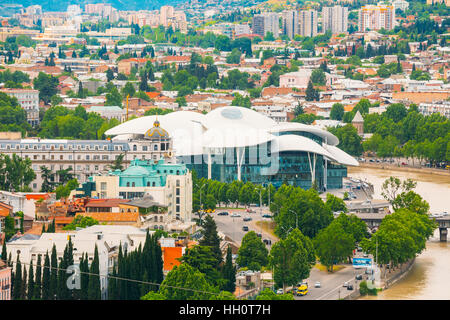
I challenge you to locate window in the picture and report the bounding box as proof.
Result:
[126,182,130,187]
[101,182,107,191]
[152,182,156,187]
[133,145,137,151]
[147,182,150,187]
[176,188,180,196]
[154,144,158,151]
[176,180,180,187]
[176,205,180,213]
[132,182,135,187]
[142,146,148,151]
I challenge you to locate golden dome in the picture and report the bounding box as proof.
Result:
[144,120,169,139]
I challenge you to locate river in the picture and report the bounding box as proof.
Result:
[348,167,450,300]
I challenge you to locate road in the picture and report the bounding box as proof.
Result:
[297,266,367,300]
[212,208,372,300]
[213,207,276,246]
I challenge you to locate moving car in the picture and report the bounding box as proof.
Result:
[347,284,354,290]
[295,284,308,296]
[243,217,252,221]
[231,213,241,217]
[262,214,272,218]
[246,208,255,213]
[217,212,229,216]
[242,226,249,231]
[314,281,321,288]
[355,274,363,280]
[343,282,349,287]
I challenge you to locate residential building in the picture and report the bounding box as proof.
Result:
[0,260,11,301]
[282,10,299,39]
[252,13,279,38]
[0,89,40,126]
[418,101,450,118]
[392,0,409,11]
[358,5,395,32]
[299,10,318,37]
[322,6,348,34]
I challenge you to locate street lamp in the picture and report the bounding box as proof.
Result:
[195,183,206,212]
[289,209,298,229]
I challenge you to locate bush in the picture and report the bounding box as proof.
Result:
[359,280,368,295]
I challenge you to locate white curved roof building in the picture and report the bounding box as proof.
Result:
[105,106,358,190]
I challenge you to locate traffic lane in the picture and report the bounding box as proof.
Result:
[213,210,274,246]
[295,266,365,300]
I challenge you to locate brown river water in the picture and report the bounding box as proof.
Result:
[348,167,450,300]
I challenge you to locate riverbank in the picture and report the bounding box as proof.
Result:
[357,162,450,177]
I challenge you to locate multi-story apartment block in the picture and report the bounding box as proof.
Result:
[0,88,40,126]
[358,5,395,32]
[252,13,279,38]
[299,10,318,37]
[322,6,348,34]
[282,10,299,39]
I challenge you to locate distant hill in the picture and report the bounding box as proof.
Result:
[0,0,185,12]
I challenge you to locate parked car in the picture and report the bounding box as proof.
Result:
[314,281,321,288]
[242,226,249,231]
[262,214,272,218]
[243,217,252,221]
[347,284,354,290]
[231,213,241,217]
[217,212,229,216]
[263,239,272,245]
[246,208,255,213]
[343,282,349,287]
[355,274,363,280]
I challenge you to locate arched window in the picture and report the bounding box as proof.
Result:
[147,182,150,187]
[132,182,135,187]
[133,145,137,151]
[152,182,156,187]
[126,182,130,187]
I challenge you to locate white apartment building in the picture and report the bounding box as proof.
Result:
[418,101,450,118]
[358,5,395,32]
[299,10,318,37]
[322,6,348,34]
[0,88,40,126]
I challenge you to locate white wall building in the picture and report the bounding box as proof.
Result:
[0,89,40,126]
[322,6,348,34]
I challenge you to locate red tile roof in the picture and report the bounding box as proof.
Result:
[162,246,183,272]
[85,199,130,208]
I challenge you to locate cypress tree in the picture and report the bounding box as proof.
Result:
[80,252,89,300]
[221,246,236,293]
[199,215,223,267]
[42,252,51,300]
[57,250,67,299]
[50,244,58,300]
[87,245,101,300]
[306,80,316,101]
[21,264,27,300]
[117,243,124,300]
[34,254,42,300]
[108,263,117,300]
[27,260,34,300]
[8,252,12,267]
[41,223,46,234]
[1,240,6,262]
[153,235,164,285]
[140,270,150,298]
[12,256,22,300]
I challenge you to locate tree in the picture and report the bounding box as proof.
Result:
[88,245,101,300]
[226,48,242,64]
[41,252,51,300]
[237,231,268,270]
[381,177,417,205]
[0,153,36,192]
[34,254,42,300]
[146,263,218,300]
[12,255,22,300]
[256,288,294,300]
[328,124,363,156]
[221,246,236,293]
[310,69,326,85]
[33,72,58,105]
[181,245,223,287]
[325,194,348,213]
[49,244,58,299]
[105,87,123,107]
[293,104,304,117]
[199,215,223,267]
[1,240,6,262]
[122,82,136,98]
[269,229,312,291]
[330,103,345,121]
[305,80,318,101]
[314,221,355,272]
[27,260,35,300]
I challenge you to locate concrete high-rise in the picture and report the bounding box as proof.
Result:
[358,5,395,32]
[282,10,299,39]
[322,6,348,34]
[160,5,174,27]
[252,12,279,38]
[299,10,318,37]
